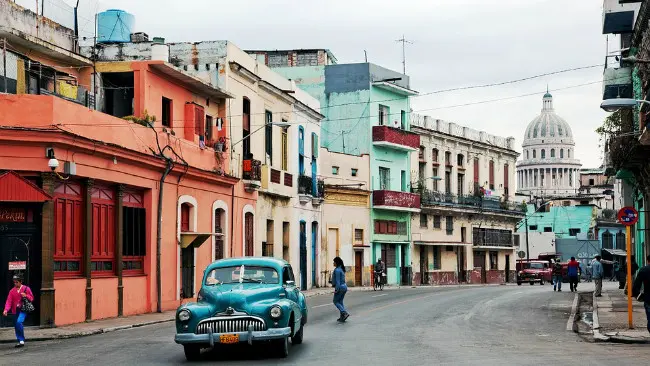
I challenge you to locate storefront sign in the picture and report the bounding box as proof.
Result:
[0,208,26,223]
[8,261,26,270]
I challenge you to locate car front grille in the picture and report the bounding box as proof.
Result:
[195,316,267,334]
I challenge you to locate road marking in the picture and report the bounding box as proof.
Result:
[311,303,331,309]
[567,292,579,331]
[372,294,388,298]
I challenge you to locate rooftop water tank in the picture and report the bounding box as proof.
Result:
[97,9,135,44]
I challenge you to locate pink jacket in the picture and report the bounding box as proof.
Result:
[4,285,34,314]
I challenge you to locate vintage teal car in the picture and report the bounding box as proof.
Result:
[174,257,307,360]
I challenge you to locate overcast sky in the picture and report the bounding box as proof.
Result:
[46,0,608,168]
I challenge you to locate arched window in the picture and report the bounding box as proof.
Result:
[560,149,564,158]
[541,149,546,159]
[214,208,226,260]
[533,150,537,159]
[550,148,555,158]
[602,230,613,250]
[616,232,626,250]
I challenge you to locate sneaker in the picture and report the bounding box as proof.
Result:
[15,341,24,348]
[558,289,562,292]
[341,312,350,322]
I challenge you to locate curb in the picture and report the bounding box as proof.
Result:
[590,291,650,344]
[0,318,173,344]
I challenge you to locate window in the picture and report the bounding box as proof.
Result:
[489,251,498,270]
[379,105,390,125]
[281,125,288,170]
[420,214,428,228]
[54,181,83,276]
[419,146,425,160]
[473,157,479,184]
[298,126,305,175]
[503,164,509,196]
[445,171,452,194]
[265,110,273,165]
[374,220,402,235]
[379,167,390,190]
[514,235,520,247]
[457,174,464,195]
[457,154,464,167]
[473,228,513,247]
[162,97,172,127]
[489,160,495,190]
[400,110,406,129]
[445,216,453,235]
[602,231,614,249]
[461,227,466,242]
[589,178,595,186]
[541,149,546,159]
[332,166,340,175]
[616,232,626,250]
[533,150,537,159]
[354,229,364,245]
[568,149,572,158]
[205,115,213,142]
[432,168,439,191]
[123,190,146,274]
[529,225,538,230]
[91,185,116,274]
[351,168,358,177]
[433,246,441,270]
[213,208,225,261]
[433,215,441,229]
[401,170,407,192]
[550,148,555,158]
[264,220,274,257]
[242,97,251,158]
[282,222,290,261]
[432,149,439,162]
[206,266,279,285]
[193,104,205,137]
[568,228,581,236]
[560,149,564,158]
[445,151,452,165]
[526,150,529,159]
[543,227,552,232]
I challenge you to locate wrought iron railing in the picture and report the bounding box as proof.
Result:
[242,159,261,181]
[418,189,525,215]
[298,175,313,195]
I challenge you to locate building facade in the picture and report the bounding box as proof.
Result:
[410,114,524,284]
[0,3,257,327]
[517,93,582,198]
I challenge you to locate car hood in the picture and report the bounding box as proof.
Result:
[202,283,282,314]
[521,269,544,273]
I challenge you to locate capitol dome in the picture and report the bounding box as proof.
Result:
[516,92,581,197]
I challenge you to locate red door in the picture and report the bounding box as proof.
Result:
[245,212,254,256]
[181,204,190,232]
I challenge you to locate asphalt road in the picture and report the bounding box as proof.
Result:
[2,285,650,365]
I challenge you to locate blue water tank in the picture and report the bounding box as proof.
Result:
[97,9,135,44]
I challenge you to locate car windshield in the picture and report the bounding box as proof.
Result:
[205,265,279,285]
[528,263,544,269]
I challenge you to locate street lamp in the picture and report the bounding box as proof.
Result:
[600,98,650,112]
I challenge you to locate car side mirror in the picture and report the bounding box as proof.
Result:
[284,280,295,287]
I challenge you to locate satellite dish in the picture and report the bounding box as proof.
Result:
[518,251,526,259]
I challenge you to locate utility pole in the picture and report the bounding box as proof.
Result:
[525,215,530,262]
[395,35,413,75]
[2,38,7,93]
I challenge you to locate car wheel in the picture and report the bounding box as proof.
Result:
[291,323,304,345]
[540,280,545,285]
[529,282,534,285]
[517,282,522,286]
[275,337,289,358]
[183,345,201,362]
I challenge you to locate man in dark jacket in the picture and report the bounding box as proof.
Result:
[567,257,581,292]
[632,255,650,334]
[552,261,563,292]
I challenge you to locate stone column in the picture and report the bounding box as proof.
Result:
[40,173,56,327]
[116,185,124,317]
[84,179,94,321]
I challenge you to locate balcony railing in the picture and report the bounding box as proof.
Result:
[372,190,420,211]
[473,228,514,247]
[419,190,526,215]
[372,125,420,151]
[298,175,325,197]
[243,159,261,181]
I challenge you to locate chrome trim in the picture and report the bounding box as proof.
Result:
[195,315,267,335]
[216,309,248,317]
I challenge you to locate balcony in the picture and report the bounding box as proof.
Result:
[242,159,262,192]
[260,165,294,199]
[603,67,633,101]
[372,190,420,212]
[298,175,324,205]
[372,125,420,151]
[420,190,526,217]
[602,0,640,34]
[473,228,514,248]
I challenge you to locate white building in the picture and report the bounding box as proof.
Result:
[516,93,582,198]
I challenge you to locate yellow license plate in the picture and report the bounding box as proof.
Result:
[219,334,239,344]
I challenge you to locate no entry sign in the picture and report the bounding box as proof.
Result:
[617,206,639,226]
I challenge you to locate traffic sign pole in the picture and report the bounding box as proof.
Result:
[626,225,633,329]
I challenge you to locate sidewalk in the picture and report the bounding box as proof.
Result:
[593,280,650,344]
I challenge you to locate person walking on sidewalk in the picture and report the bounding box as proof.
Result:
[567,257,581,292]
[552,260,563,292]
[632,255,650,334]
[332,257,349,323]
[592,256,604,297]
[3,274,34,348]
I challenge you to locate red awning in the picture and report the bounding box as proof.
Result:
[0,171,52,202]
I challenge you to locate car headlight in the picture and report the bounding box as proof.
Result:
[178,309,191,322]
[270,306,282,319]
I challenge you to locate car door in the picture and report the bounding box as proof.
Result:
[282,265,302,326]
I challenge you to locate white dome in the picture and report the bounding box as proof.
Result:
[523,93,574,146]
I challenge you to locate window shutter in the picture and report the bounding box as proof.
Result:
[312,133,319,157]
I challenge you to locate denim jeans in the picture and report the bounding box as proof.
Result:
[13,312,26,342]
[645,302,650,334]
[553,275,562,290]
[333,289,347,314]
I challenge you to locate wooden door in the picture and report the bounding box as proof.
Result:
[420,246,428,285]
[354,251,363,286]
[244,212,254,256]
[473,251,487,284]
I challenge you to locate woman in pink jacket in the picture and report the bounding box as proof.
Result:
[3,274,34,347]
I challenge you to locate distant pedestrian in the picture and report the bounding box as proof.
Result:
[632,255,650,334]
[3,274,34,348]
[567,257,581,292]
[552,260,563,292]
[332,257,349,322]
[592,256,604,297]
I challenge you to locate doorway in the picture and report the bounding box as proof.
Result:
[311,222,317,287]
[299,221,307,290]
[473,251,487,284]
[505,254,511,283]
[420,246,429,285]
[244,212,254,256]
[354,251,363,286]
[0,208,41,327]
[457,246,466,283]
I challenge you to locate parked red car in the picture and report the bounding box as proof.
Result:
[516,260,552,285]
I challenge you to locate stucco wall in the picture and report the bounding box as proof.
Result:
[514,231,556,259]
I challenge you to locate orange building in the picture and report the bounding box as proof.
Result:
[0,4,255,327]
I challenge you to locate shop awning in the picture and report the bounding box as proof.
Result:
[0,171,52,202]
[602,248,627,257]
[180,232,223,249]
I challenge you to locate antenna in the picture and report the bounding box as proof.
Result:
[396,35,413,74]
[364,50,368,62]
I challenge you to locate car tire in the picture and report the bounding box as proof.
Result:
[529,282,534,285]
[517,282,522,286]
[540,280,545,285]
[275,337,289,358]
[291,323,304,345]
[183,345,201,362]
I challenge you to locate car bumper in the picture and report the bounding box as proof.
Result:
[518,277,541,282]
[175,327,291,346]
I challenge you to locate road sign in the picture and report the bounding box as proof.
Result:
[517,251,526,259]
[8,261,26,270]
[617,206,639,226]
